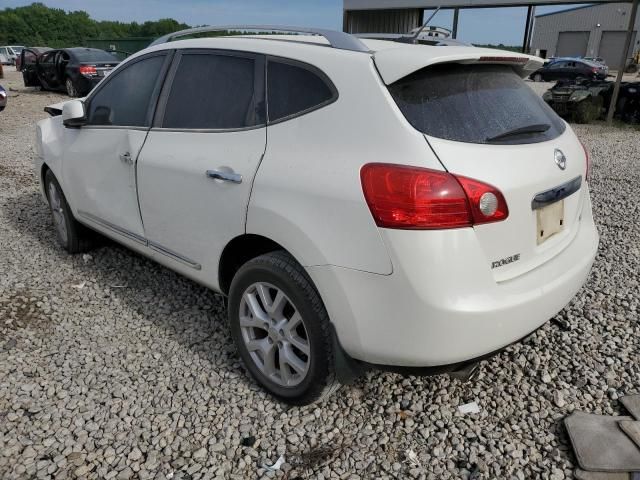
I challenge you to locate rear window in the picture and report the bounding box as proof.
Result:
[388,64,566,144]
[162,53,262,130]
[73,49,119,62]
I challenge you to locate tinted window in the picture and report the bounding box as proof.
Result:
[267,60,335,122]
[162,53,261,129]
[389,64,566,145]
[87,55,165,127]
[72,49,119,62]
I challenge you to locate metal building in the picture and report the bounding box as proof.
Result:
[530,3,640,68]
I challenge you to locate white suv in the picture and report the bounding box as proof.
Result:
[34,26,599,404]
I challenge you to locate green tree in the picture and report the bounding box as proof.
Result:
[0,2,190,47]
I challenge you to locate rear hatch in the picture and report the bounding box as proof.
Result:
[376,49,588,282]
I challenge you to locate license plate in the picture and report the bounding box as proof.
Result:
[536,200,564,245]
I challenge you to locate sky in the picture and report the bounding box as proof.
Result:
[3,0,582,45]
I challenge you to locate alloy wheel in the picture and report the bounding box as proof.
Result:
[239,282,311,387]
[48,182,68,245]
[66,79,76,97]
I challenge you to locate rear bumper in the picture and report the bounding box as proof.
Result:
[307,191,599,367]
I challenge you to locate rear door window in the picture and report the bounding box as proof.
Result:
[161,52,264,130]
[267,59,337,123]
[87,54,166,127]
[388,63,566,145]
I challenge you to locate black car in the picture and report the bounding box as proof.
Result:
[529,58,607,82]
[19,47,119,97]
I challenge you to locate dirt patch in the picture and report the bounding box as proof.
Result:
[0,288,50,334]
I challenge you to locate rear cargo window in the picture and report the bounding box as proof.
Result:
[388,64,566,144]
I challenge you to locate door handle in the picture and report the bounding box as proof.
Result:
[206,170,242,184]
[119,152,132,164]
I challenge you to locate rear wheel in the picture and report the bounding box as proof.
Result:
[44,170,93,253]
[228,251,339,405]
[65,77,77,97]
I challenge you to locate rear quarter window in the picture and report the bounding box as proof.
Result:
[388,64,566,145]
[267,59,337,123]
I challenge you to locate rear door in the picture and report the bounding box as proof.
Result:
[137,50,266,284]
[385,62,588,282]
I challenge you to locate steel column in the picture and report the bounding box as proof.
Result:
[606,0,639,123]
[452,8,459,38]
[522,5,533,53]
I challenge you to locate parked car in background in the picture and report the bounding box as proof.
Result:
[34,26,598,404]
[0,45,25,64]
[19,47,119,97]
[530,58,607,82]
[0,85,6,111]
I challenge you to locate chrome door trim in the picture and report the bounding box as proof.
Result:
[148,241,202,270]
[77,211,201,270]
[78,210,147,245]
[531,176,582,210]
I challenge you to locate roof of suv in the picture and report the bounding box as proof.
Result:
[135,30,544,84]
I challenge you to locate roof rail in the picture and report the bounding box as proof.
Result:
[149,25,370,53]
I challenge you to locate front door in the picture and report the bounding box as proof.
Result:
[21,48,42,86]
[137,50,267,286]
[62,52,170,243]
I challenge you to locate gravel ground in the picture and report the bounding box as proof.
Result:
[1,67,639,480]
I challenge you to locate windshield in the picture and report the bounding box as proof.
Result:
[73,49,119,62]
[388,63,566,145]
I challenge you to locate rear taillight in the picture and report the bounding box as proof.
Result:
[580,141,590,182]
[79,66,97,76]
[360,163,508,230]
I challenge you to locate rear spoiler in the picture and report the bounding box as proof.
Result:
[373,46,544,84]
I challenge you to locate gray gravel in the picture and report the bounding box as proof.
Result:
[1,67,639,480]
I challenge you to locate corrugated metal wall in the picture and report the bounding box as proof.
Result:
[531,3,640,63]
[344,8,423,33]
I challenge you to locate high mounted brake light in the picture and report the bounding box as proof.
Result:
[360,163,508,230]
[478,56,529,64]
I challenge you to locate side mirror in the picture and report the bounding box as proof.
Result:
[62,100,86,128]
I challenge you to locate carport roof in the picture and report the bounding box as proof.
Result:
[344,0,631,9]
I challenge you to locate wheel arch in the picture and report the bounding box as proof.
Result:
[218,234,294,296]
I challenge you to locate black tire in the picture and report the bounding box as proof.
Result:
[573,98,597,124]
[44,169,93,253]
[65,77,77,97]
[228,251,339,405]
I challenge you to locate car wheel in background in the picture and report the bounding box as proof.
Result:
[534,73,543,82]
[228,251,339,405]
[65,78,77,97]
[44,169,93,253]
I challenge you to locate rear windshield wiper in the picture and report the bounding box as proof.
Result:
[486,123,551,142]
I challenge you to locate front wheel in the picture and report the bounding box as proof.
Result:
[228,251,339,405]
[44,170,93,253]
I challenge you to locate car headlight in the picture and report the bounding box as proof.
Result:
[628,88,637,94]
